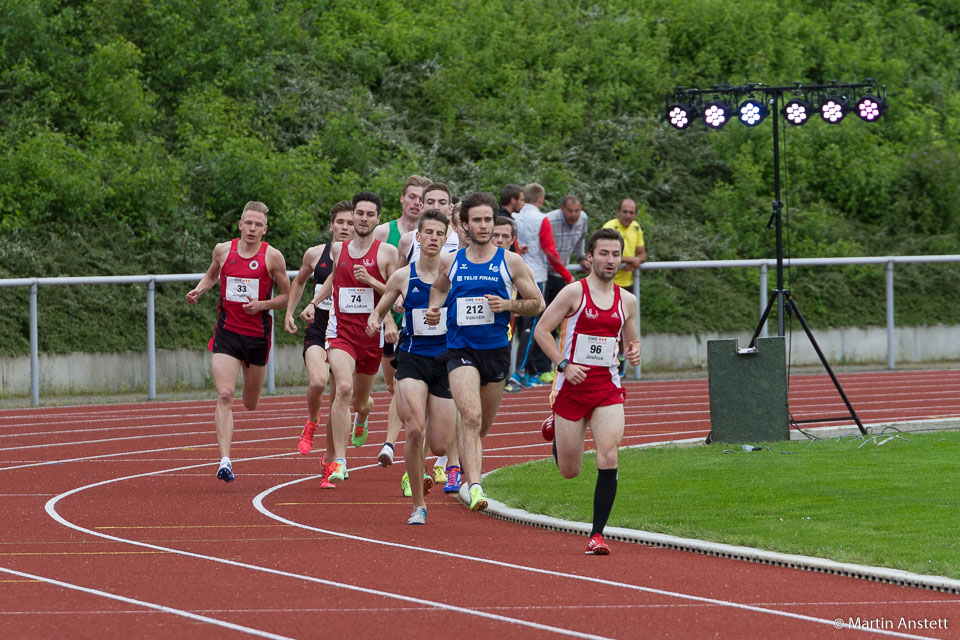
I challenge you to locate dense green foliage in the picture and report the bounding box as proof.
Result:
[2,0,960,355]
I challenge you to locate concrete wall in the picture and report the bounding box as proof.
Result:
[2,324,959,397]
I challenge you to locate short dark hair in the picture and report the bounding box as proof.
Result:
[423,182,451,200]
[352,190,382,214]
[329,200,353,218]
[586,228,624,255]
[561,194,581,208]
[418,208,449,232]
[460,191,498,222]
[499,184,522,207]
[494,215,516,238]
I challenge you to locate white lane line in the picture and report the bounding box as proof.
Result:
[252,472,939,640]
[44,458,613,640]
[0,566,295,640]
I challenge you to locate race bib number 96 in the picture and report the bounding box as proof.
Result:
[225,277,259,303]
[457,296,493,326]
[572,335,618,367]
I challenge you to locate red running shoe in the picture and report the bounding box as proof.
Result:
[541,414,555,441]
[585,534,611,555]
[319,460,336,489]
[298,420,318,455]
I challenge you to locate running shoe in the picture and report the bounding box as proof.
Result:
[407,506,427,525]
[541,413,555,441]
[432,464,447,485]
[585,533,611,555]
[378,443,395,467]
[401,471,412,497]
[351,412,369,448]
[443,465,462,494]
[521,373,544,387]
[504,380,522,393]
[423,472,434,495]
[297,420,318,455]
[508,372,527,388]
[319,461,336,489]
[539,371,556,384]
[216,463,234,483]
[328,460,347,484]
[468,484,488,512]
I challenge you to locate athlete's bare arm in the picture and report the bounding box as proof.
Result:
[620,289,642,366]
[534,282,589,383]
[242,246,290,315]
[186,242,229,304]
[366,266,410,337]
[425,252,454,325]
[396,230,415,268]
[285,245,324,333]
[489,251,544,317]
[372,221,391,242]
[309,242,341,307]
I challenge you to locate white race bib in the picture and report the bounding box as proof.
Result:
[313,283,332,311]
[338,287,374,313]
[572,335,618,367]
[225,276,259,303]
[413,307,447,336]
[457,296,493,325]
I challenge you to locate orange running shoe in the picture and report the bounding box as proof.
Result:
[298,420,318,455]
[585,534,611,555]
[319,460,336,489]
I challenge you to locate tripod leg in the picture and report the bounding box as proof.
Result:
[786,298,867,435]
[749,292,779,348]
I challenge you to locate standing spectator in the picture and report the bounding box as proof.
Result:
[544,194,590,307]
[601,198,647,290]
[511,183,574,386]
[498,184,524,219]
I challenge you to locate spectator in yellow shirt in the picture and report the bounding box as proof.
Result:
[601,198,647,289]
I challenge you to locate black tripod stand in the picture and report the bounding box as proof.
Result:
[748,89,866,436]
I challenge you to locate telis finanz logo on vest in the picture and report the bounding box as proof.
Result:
[248,260,259,270]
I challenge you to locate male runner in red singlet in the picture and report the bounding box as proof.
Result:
[186,201,291,483]
[312,191,398,483]
[283,201,354,488]
[534,228,641,555]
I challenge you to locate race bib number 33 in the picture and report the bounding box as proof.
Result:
[457,297,493,326]
[225,277,259,303]
[572,335,617,367]
[339,287,374,313]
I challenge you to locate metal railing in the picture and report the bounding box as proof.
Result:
[3,254,959,405]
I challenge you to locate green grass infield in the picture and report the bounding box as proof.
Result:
[483,429,960,579]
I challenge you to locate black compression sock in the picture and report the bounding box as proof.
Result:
[591,467,618,537]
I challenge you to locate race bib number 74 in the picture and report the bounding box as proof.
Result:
[339,287,374,313]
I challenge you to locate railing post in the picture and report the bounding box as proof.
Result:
[146,278,157,400]
[759,262,769,338]
[886,260,895,370]
[267,309,276,395]
[633,276,642,380]
[29,281,39,406]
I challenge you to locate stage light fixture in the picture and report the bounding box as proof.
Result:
[819,95,849,124]
[737,98,769,127]
[702,100,733,129]
[667,103,697,130]
[781,98,813,126]
[856,95,885,122]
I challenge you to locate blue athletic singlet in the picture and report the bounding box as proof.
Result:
[398,261,447,357]
[445,247,512,350]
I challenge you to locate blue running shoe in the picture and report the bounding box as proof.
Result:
[216,464,234,483]
[443,465,462,494]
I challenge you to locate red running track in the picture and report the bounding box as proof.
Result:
[2,369,960,639]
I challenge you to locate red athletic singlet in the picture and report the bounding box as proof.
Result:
[217,239,274,338]
[550,280,625,406]
[326,239,386,350]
